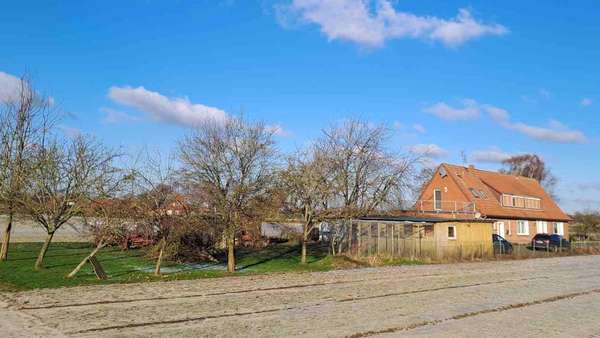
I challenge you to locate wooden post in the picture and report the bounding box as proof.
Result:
[377,223,381,255]
[391,225,395,256]
[367,223,373,256]
[357,223,362,256]
[67,241,105,279]
[155,238,166,276]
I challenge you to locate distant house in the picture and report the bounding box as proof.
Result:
[416,163,571,244]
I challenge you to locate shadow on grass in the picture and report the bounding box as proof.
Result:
[236,243,329,271]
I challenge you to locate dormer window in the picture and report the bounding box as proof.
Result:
[502,194,541,209]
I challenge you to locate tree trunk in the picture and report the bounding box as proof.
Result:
[226,234,235,273]
[67,241,105,278]
[0,212,14,261]
[301,236,308,264]
[34,232,55,271]
[155,238,166,276]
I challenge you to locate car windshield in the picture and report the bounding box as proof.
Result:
[534,234,551,240]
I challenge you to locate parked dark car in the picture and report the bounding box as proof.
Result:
[492,234,513,254]
[531,234,570,251]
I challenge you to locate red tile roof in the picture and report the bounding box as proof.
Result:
[440,163,570,222]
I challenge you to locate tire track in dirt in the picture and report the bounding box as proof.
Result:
[18,272,449,310]
[63,275,552,335]
[20,264,596,311]
[345,288,600,338]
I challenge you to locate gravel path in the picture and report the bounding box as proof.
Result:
[3,255,600,337]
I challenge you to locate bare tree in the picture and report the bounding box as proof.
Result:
[0,76,54,261]
[280,148,332,264]
[19,135,120,270]
[500,154,557,197]
[178,117,277,272]
[413,165,436,199]
[133,151,180,276]
[571,211,600,240]
[316,120,415,253]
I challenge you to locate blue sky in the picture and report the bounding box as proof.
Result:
[1,0,599,212]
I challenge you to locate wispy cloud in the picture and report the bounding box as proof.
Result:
[482,104,587,143]
[277,0,507,48]
[59,125,82,138]
[576,182,600,191]
[412,123,426,134]
[108,86,228,128]
[521,88,551,104]
[266,124,292,137]
[407,143,447,158]
[423,99,480,121]
[101,107,142,125]
[471,147,514,163]
[394,121,426,134]
[581,98,593,107]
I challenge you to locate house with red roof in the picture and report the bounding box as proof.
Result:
[415,163,571,244]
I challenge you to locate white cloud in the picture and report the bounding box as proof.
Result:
[408,143,447,158]
[521,88,551,104]
[471,147,513,163]
[412,123,426,133]
[266,124,292,137]
[538,88,551,99]
[108,86,228,127]
[581,98,592,107]
[481,104,587,143]
[482,104,509,123]
[509,121,586,143]
[100,107,142,125]
[59,125,82,138]
[0,71,23,103]
[278,0,507,48]
[424,99,480,121]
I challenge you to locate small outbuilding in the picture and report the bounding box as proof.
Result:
[347,215,494,259]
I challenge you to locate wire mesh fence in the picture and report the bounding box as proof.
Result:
[332,221,600,262]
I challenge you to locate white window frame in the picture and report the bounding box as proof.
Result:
[447,225,457,240]
[556,222,564,236]
[517,220,529,235]
[501,194,541,209]
[495,222,505,236]
[434,189,442,211]
[536,221,548,234]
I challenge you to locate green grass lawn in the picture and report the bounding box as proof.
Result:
[0,241,367,291]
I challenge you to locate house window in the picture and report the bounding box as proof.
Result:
[502,194,541,210]
[556,222,564,236]
[536,221,548,234]
[434,189,442,211]
[447,225,456,239]
[404,224,413,237]
[517,220,529,235]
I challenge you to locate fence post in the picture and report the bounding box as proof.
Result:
[358,223,362,257]
[368,224,372,256]
[391,225,395,256]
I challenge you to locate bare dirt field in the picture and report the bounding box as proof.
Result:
[3,255,600,337]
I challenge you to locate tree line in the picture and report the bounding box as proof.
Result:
[0,77,565,274]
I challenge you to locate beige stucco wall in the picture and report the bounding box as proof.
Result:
[0,215,92,243]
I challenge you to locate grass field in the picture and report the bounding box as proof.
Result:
[0,241,379,291]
